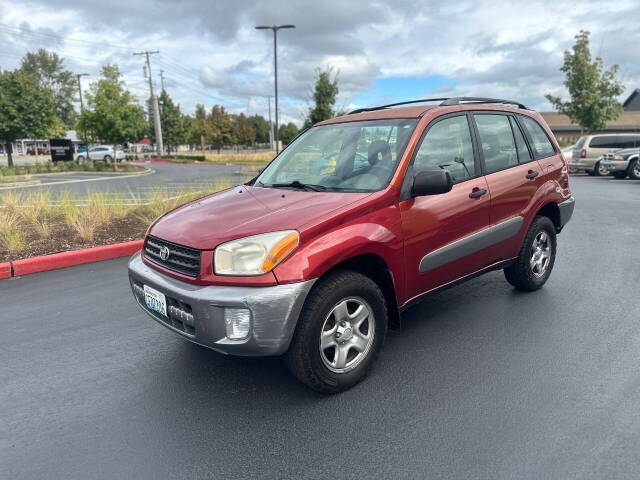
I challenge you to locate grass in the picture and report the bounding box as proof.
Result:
[0,177,235,260]
[0,161,143,180]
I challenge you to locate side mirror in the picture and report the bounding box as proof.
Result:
[411,170,453,197]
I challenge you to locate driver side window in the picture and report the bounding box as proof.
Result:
[414,115,475,183]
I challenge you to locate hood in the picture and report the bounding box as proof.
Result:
[149,185,371,250]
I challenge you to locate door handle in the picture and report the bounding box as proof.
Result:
[526,170,539,179]
[469,188,487,198]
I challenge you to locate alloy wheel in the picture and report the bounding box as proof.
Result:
[530,231,551,278]
[319,297,375,373]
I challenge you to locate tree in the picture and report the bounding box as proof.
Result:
[20,49,77,128]
[77,64,147,144]
[545,31,625,132]
[248,114,271,144]
[187,104,209,145]
[304,67,339,128]
[279,122,299,145]
[207,105,235,150]
[231,113,256,146]
[158,90,185,152]
[0,70,55,167]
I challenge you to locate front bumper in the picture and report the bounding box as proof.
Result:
[558,196,575,229]
[600,160,629,172]
[128,253,316,356]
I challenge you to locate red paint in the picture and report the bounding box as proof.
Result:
[0,262,11,279]
[146,104,571,307]
[11,240,143,277]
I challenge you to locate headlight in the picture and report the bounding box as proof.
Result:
[214,230,299,276]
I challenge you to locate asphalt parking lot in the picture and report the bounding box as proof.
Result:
[0,163,254,200]
[1,175,639,479]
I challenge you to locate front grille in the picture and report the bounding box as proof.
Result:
[144,235,201,277]
[604,152,615,161]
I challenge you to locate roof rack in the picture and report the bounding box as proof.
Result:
[347,96,528,115]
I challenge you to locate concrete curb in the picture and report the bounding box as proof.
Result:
[2,239,143,279]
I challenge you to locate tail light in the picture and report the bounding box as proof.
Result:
[580,149,586,159]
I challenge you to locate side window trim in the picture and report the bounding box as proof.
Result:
[399,112,480,202]
[516,114,557,160]
[508,115,536,164]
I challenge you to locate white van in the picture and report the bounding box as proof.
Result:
[570,134,640,175]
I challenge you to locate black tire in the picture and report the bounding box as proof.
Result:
[104,155,113,162]
[612,172,627,179]
[628,159,640,180]
[504,215,557,291]
[284,270,388,394]
[594,160,609,176]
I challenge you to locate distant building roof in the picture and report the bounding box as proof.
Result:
[623,89,640,111]
[540,111,640,133]
[138,138,152,144]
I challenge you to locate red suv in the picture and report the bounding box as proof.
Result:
[128,97,574,393]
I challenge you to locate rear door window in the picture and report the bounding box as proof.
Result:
[509,117,532,163]
[589,135,640,149]
[520,116,555,158]
[473,114,518,173]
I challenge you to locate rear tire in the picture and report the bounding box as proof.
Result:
[628,159,640,180]
[104,155,113,162]
[284,270,388,394]
[504,215,557,291]
[594,161,609,176]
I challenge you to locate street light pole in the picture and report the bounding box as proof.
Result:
[255,24,295,153]
[76,73,89,149]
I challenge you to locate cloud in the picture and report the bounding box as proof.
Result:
[0,0,638,124]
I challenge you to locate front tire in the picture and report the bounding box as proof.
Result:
[104,155,113,162]
[628,159,640,180]
[504,215,557,291]
[284,270,388,393]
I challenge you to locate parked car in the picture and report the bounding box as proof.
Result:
[599,148,640,179]
[26,147,50,155]
[128,97,574,393]
[569,134,640,176]
[77,145,125,163]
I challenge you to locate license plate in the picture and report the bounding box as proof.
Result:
[144,284,167,317]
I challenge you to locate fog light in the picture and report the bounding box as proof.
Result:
[224,308,251,340]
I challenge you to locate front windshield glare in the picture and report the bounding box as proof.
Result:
[256,118,418,192]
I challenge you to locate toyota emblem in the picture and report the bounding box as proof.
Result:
[159,245,170,261]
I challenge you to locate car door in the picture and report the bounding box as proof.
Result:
[472,113,544,262]
[400,113,492,300]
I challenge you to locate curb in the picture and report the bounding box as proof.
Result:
[131,159,267,167]
[3,239,143,278]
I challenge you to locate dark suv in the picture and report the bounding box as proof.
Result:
[129,97,575,393]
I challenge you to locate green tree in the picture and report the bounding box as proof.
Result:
[187,104,209,145]
[158,90,185,152]
[248,114,270,144]
[545,31,625,132]
[20,49,77,128]
[232,113,256,146]
[77,64,147,144]
[207,105,235,150]
[304,67,339,128]
[0,70,55,167]
[279,122,299,145]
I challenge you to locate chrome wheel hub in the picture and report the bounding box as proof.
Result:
[319,297,375,373]
[530,231,551,278]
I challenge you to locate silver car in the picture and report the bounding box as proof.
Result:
[570,134,640,176]
[600,148,640,180]
[77,145,125,163]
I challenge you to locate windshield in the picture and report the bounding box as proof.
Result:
[256,118,418,192]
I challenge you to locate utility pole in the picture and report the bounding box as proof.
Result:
[134,50,164,155]
[267,96,273,151]
[255,24,295,153]
[159,70,166,92]
[76,73,89,149]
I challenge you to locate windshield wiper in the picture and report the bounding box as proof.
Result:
[263,180,327,192]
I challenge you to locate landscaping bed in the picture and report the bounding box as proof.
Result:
[0,161,145,183]
[127,151,275,166]
[0,181,231,263]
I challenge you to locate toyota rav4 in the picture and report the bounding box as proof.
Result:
[128,97,575,393]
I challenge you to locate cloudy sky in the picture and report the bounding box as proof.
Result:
[1,0,639,126]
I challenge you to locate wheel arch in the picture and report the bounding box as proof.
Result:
[314,253,401,331]
[535,201,561,232]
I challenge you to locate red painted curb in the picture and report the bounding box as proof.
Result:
[10,239,144,277]
[0,262,11,279]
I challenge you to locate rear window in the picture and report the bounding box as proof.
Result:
[520,116,555,158]
[575,136,586,149]
[588,136,640,149]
